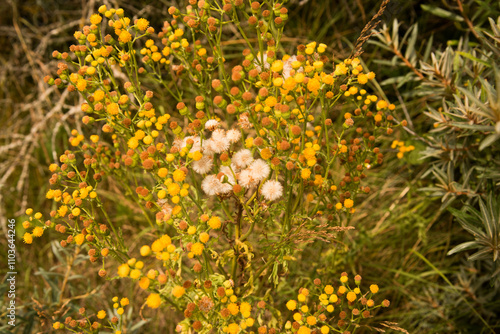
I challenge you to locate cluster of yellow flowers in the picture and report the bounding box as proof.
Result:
[283,275,390,334]
[35,0,399,331]
[391,140,415,159]
[52,296,130,333]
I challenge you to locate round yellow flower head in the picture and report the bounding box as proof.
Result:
[208,216,221,229]
[97,310,106,319]
[172,285,185,298]
[117,264,130,277]
[146,293,162,308]
[118,30,132,43]
[23,232,33,244]
[32,226,44,237]
[286,300,297,310]
[136,18,149,31]
[191,242,204,256]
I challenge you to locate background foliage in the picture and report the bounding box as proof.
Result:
[1,0,499,333]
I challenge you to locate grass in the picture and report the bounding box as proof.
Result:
[1,0,500,333]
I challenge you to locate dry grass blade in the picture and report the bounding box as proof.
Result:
[350,0,391,58]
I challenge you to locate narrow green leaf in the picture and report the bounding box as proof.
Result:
[421,5,464,22]
[479,133,500,151]
[447,241,479,255]
[456,51,491,67]
[479,198,494,239]
[468,248,492,261]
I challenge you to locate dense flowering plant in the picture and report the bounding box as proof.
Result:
[25,1,404,332]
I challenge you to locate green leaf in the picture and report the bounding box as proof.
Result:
[459,87,493,119]
[449,208,485,238]
[456,51,491,67]
[479,133,500,150]
[468,248,492,261]
[479,197,495,239]
[421,5,464,22]
[448,122,494,131]
[447,241,480,256]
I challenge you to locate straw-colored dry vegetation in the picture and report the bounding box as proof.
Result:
[1,0,499,333]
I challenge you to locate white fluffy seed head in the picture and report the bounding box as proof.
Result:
[226,129,241,143]
[248,159,270,182]
[192,154,213,174]
[205,119,219,130]
[233,149,254,169]
[237,169,257,188]
[261,180,283,201]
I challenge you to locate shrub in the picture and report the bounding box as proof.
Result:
[23,1,405,332]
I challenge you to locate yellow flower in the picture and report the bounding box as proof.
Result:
[240,302,251,317]
[120,298,130,306]
[173,169,186,182]
[271,60,284,72]
[370,284,379,293]
[158,168,168,178]
[107,103,120,115]
[191,242,204,256]
[346,291,356,302]
[322,74,334,85]
[245,137,254,148]
[265,96,277,108]
[260,148,272,160]
[172,285,185,298]
[136,18,149,31]
[358,73,368,84]
[302,147,315,160]
[283,77,296,90]
[334,62,348,76]
[127,137,138,149]
[301,168,311,180]
[152,52,162,62]
[76,78,87,91]
[90,14,102,25]
[71,207,81,216]
[294,72,305,83]
[208,216,221,229]
[160,235,172,247]
[118,30,132,43]
[140,245,151,257]
[23,233,33,244]
[227,302,239,315]
[344,199,354,209]
[117,264,130,277]
[74,234,85,245]
[324,285,334,294]
[306,316,317,326]
[297,326,311,334]
[307,78,321,92]
[32,226,44,237]
[146,293,162,308]
[130,269,141,279]
[139,277,150,289]
[286,300,297,310]
[97,310,106,319]
[199,232,210,243]
[226,323,240,334]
